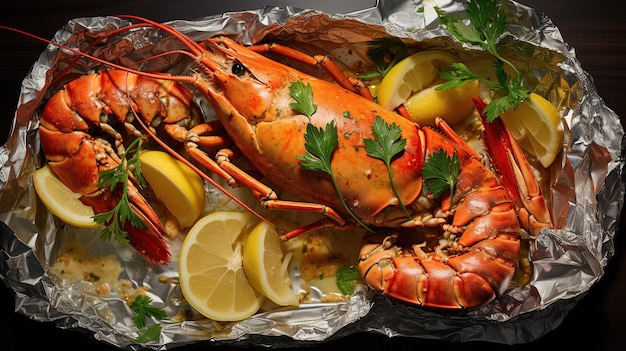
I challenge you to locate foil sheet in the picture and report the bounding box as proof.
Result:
[1,0,624,348]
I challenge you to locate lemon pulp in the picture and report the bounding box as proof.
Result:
[178,211,264,321]
[376,50,479,125]
[33,165,98,228]
[500,92,564,167]
[243,220,299,306]
[139,150,205,228]
[377,50,458,111]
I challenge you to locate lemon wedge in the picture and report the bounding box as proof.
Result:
[33,165,98,228]
[243,220,299,306]
[139,150,205,228]
[500,93,564,167]
[178,211,264,321]
[403,80,480,126]
[377,50,458,111]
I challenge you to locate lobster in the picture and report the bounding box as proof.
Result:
[26,15,552,308]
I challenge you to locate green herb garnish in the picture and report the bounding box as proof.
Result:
[335,265,361,295]
[435,0,530,121]
[130,295,167,343]
[297,121,373,232]
[290,81,373,232]
[357,38,407,80]
[289,80,317,118]
[422,149,460,199]
[92,136,146,243]
[364,116,411,219]
[133,325,163,344]
[298,121,338,176]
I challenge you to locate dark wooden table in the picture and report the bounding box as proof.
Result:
[1,1,624,350]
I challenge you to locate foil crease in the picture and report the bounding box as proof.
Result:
[0,0,624,348]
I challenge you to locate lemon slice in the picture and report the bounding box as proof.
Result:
[243,220,299,306]
[139,150,205,228]
[500,93,564,167]
[403,80,480,126]
[377,50,458,111]
[178,211,264,321]
[33,165,98,228]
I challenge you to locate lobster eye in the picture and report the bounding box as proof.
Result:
[231,61,246,76]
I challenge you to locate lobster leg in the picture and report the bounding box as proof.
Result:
[245,42,374,100]
[135,108,349,228]
[213,149,347,226]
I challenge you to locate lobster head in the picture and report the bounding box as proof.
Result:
[196,37,300,124]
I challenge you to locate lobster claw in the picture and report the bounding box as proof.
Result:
[79,184,171,265]
[124,204,171,265]
[474,97,553,236]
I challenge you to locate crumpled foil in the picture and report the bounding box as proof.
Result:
[1,0,624,348]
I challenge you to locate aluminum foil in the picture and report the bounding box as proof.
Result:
[1,0,624,348]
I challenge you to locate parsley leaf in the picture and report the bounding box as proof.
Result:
[133,324,162,344]
[335,265,361,295]
[93,136,147,243]
[289,80,317,118]
[297,121,374,232]
[435,0,531,121]
[290,81,374,232]
[298,121,338,174]
[364,116,411,219]
[129,295,167,343]
[422,149,460,199]
[130,295,167,329]
[436,62,483,90]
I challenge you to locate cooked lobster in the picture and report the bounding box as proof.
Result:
[13,15,553,308]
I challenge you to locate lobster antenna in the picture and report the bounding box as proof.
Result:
[0,25,199,85]
[1,23,270,224]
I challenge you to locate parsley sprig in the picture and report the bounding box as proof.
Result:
[130,295,167,343]
[422,149,460,200]
[92,136,146,243]
[364,116,411,219]
[290,81,373,232]
[435,0,530,121]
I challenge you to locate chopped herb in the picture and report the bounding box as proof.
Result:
[92,136,146,243]
[422,149,460,199]
[335,265,361,295]
[435,0,530,121]
[87,273,100,282]
[364,116,411,219]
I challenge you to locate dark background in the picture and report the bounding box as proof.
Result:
[1,1,624,350]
